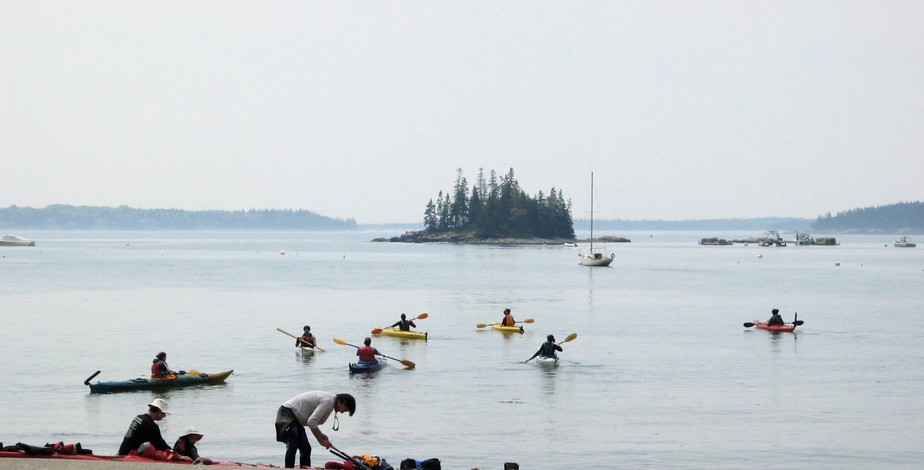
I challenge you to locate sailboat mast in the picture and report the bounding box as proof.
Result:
[589,171,594,251]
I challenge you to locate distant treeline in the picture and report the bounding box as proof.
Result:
[0,204,356,230]
[813,201,924,233]
[424,168,575,239]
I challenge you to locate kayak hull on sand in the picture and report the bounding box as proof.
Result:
[87,370,233,394]
[752,320,796,332]
[373,326,428,340]
[0,450,277,467]
[349,359,386,374]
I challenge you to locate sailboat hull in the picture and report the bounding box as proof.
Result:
[579,252,614,266]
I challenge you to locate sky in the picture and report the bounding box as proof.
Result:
[2,1,922,224]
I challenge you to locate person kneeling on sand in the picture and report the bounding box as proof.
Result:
[118,398,192,462]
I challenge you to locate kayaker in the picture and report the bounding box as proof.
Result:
[501,308,516,327]
[767,309,785,326]
[390,313,417,331]
[275,391,356,469]
[356,337,383,364]
[296,325,317,349]
[173,425,213,465]
[529,335,563,361]
[117,398,191,462]
[151,352,177,379]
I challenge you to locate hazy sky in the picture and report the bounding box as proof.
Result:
[2,1,922,224]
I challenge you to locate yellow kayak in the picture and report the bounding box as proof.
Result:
[491,322,524,334]
[372,326,428,340]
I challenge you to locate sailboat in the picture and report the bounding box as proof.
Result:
[579,172,614,267]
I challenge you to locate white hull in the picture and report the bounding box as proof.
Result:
[579,251,614,267]
[295,346,315,357]
[0,235,35,246]
[894,236,916,248]
[534,356,559,366]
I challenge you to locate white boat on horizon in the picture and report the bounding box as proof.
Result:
[579,172,614,267]
[894,236,916,248]
[0,235,35,246]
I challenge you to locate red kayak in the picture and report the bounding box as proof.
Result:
[752,320,796,332]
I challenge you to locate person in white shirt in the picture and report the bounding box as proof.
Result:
[274,391,356,468]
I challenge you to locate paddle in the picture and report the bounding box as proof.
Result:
[332,338,416,369]
[83,370,101,385]
[371,313,429,334]
[523,333,578,363]
[276,327,327,352]
[476,318,534,328]
[329,446,374,470]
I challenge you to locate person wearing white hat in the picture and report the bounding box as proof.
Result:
[173,425,213,465]
[117,398,191,462]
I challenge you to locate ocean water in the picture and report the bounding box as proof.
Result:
[1,229,923,469]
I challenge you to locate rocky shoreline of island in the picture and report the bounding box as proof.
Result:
[372,230,631,245]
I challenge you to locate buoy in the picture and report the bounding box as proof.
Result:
[834,261,840,266]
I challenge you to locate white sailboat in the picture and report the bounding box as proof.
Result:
[579,172,614,267]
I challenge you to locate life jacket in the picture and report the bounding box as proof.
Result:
[151,360,168,379]
[358,346,377,362]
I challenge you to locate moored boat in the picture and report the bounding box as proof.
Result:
[894,236,916,248]
[372,326,428,340]
[0,235,35,246]
[579,172,615,267]
[490,322,524,334]
[752,320,796,333]
[349,358,386,374]
[85,369,233,394]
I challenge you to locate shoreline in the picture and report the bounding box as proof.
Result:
[373,230,630,245]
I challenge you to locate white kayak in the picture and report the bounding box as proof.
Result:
[296,346,315,357]
[534,356,559,366]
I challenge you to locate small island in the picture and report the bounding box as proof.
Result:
[375,168,630,245]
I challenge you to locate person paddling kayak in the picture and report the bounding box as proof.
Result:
[356,337,383,365]
[151,352,178,379]
[767,308,785,326]
[296,325,317,349]
[501,308,516,327]
[390,313,417,331]
[529,335,563,361]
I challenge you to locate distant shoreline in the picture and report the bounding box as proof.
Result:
[373,230,631,245]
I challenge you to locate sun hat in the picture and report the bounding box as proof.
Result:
[181,425,204,438]
[147,398,170,415]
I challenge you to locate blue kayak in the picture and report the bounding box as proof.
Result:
[85,370,233,394]
[349,359,386,374]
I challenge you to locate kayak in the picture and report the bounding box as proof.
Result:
[349,358,386,374]
[296,346,315,357]
[491,322,524,334]
[534,355,559,366]
[86,370,233,394]
[373,326,428,340]
[752,320,797,332]
[0,449,276,467]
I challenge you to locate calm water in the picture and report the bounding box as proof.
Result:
[2,230,923,469]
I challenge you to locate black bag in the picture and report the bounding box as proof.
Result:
[399,457,439,470]
[419,458,440,470]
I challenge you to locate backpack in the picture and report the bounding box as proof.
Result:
[399,457,440,470]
